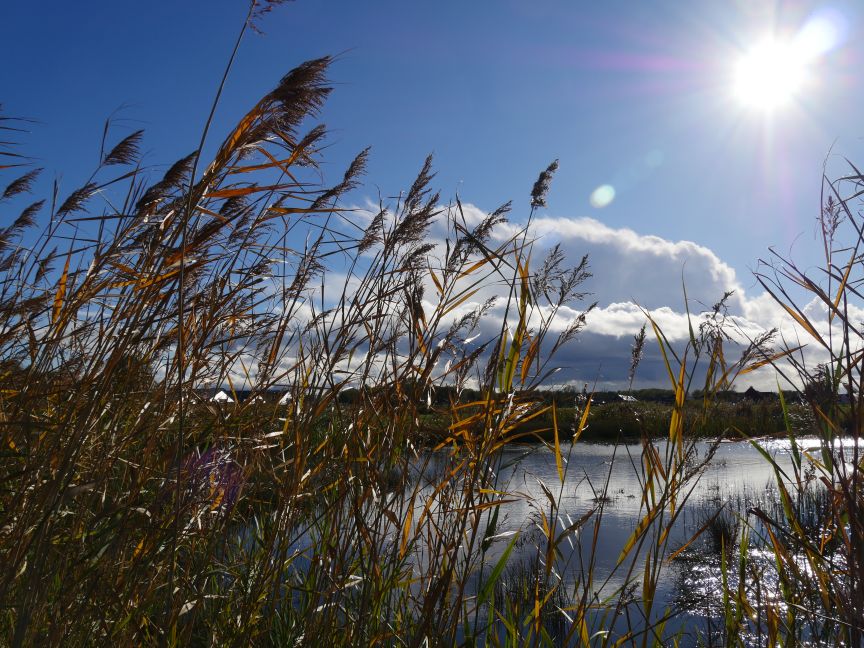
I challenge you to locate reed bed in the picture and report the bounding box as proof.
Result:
[708,165,864,647]
[665,162,864,646]
[0,48,606,644]
[1,6,863,646]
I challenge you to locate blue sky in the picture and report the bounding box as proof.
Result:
[5,1,864,389]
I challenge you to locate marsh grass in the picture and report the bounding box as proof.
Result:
[2,6,864,645]
[490,553,573,644]
[697,164,864,647]
[662,162,864,646]
[0,46,608,643]
[0,50,751,641]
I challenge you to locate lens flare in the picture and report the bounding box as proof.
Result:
[590,185,615,209]
[795,9,846,59]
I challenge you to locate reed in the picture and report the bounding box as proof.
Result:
[662,160,864,646]
[3,4,863,646]
[0,40,603,644]
[706,164,864,646]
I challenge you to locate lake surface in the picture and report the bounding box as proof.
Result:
[268,436,857,645]
[411,437,855,646]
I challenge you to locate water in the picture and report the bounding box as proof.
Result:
[250,436,859,645]
[412,437,856,646]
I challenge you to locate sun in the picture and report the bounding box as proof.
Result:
[733,39,809,111]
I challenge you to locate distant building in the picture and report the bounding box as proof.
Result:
[190,386,318,405]
[743,386,771,401]
[210,390,234,404]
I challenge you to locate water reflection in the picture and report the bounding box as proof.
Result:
[253,437,852,645]
[434,437,843,646]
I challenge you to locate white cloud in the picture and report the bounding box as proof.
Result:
[254,199,848,393]
[478,209,837,391]
[495,215,745,312]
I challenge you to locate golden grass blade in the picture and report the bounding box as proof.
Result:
[521,336,540,385]
[205,184,288,199]
[573,394,592,443]
[400,502,413,559]
[133,267,183,289]
[442,287,481,317]
[501,404,551,439]
[211,100,264,172]
[643,550,655,612]
[778,301,827,348]
[429,269,443,295]
[739,345,804,375]
[832,253,855,319]
[51,251,72,327]
[455,499,521,513]
[669,358,687,445]
[552,401,564,483]
[457,256,491,279]
[648,316,676,387]
[617,509,657,566]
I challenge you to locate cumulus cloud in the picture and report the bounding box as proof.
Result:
[475,208,829,391]
[495,215,745,312]
[264,198,839,393]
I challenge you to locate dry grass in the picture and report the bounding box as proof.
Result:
[0,49,603,644]
[2,6,863,646]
